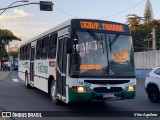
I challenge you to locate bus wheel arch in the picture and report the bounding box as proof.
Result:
[48,75,54,95]
[48,75,60,105]
[25,71,31,89]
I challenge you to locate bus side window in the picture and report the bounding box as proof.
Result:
[48,33,57,59]
[25,45,28,60]
[20,47,22,60]
[22,46,25,60]
[26,44,30,60]
[36,39,42,59]
[41,36,49,59]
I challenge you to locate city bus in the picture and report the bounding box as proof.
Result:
[18,19,136,104]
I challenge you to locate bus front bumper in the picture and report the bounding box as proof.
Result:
[68,88,135,103]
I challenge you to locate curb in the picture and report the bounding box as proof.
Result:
[0,71,11,81]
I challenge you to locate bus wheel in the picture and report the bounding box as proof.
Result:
[51,80,60,105]
[25,73,31,89]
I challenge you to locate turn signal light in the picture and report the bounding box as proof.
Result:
[49,61,56,67]
[72,86,77,92]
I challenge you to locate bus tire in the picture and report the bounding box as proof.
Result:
[50,80,60,105]
[25,73,31,89]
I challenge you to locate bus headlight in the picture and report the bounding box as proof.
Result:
[127,85,135,91]
[72,86,90,93]
[77,87,85,93]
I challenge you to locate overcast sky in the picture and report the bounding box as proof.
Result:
[0,0,159,46]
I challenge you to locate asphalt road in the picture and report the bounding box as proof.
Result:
[0,71,160,120]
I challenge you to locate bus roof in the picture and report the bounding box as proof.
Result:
[20,19,72,46]
[20,18,129,46]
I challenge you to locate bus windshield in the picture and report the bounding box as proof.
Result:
[70,31,135,77]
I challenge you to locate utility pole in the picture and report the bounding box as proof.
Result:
[152,27,156,50]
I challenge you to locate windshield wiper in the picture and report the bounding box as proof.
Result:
[111,34,120,45]
[88,30,101,42]
[109,34,120,52]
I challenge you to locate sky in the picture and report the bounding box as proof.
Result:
[0,0,159,47]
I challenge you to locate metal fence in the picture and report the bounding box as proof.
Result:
[134,50,160,69]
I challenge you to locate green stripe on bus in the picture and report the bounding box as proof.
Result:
[68,87,136,103]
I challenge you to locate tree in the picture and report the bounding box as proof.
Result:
[129,19,160,52]
[0,29,21,60]
[0,29,21,45]
[126,14,141,30]
[144,0,154,22]
[9,51,19,59]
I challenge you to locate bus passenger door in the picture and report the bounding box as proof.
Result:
[30,47,35,82]
[56,38,67,99]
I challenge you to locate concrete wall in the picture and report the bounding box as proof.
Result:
[134,50,160,69]
[134,50,160,80]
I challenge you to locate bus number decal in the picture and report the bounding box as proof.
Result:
[38,63,48,74]
[79,81,91,88]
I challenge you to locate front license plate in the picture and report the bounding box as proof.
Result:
[103,93,114,98]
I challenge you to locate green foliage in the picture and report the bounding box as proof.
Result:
[0,29,21,60]
[0,47,8,60]
[127,14,141,29]
[9,51,19,59]
[156,29,160,50]
[127,15,160,52]
[0,29,21,46]
[131,24,152,52]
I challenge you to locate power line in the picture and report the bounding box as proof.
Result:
[54,5,77,18]
[97,0,146,19]
[54,1,146,20]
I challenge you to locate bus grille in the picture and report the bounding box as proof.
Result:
[93,87,122,93]
[84,80,130,84]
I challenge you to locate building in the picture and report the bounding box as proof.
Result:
[9,44,19,52]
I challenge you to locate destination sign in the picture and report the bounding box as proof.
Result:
[80,21,124,32]
[71,19,130,33]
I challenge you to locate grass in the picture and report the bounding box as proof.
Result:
[0,76,6,81]
[0,71,11,81]
[0,117,5,120]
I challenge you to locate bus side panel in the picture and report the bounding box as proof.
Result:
[34,76,48,93]
[33,58,56,93]
[18,60,30,81]
[18,71,25,81]
[34,59,49,93]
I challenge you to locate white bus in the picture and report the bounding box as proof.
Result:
[18,19,136,104]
